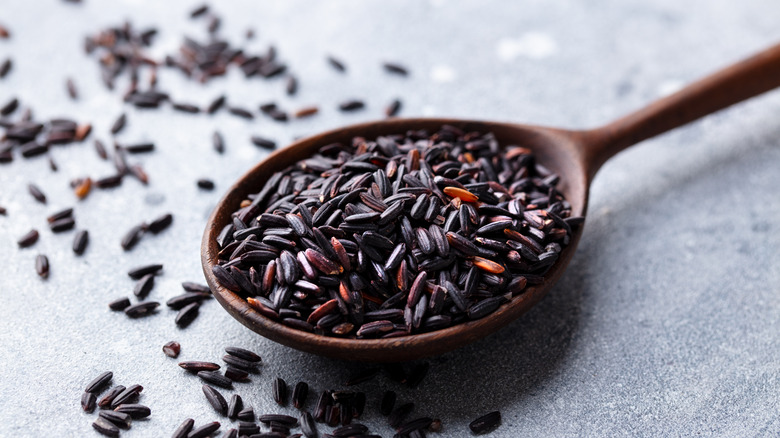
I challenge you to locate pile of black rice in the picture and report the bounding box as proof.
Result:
[213,125,581,338]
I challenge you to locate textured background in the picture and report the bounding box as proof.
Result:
[1,0,779,437]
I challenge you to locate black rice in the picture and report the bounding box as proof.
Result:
[111,384,142,408]
[333,424,369,436]
[187,421,221,438]
[114,403,151,419]
[129,164,149,185]
[183,281,211,294]
[49,217,76,233]
[469,410,501,434]
[383,62,409,76]
[35,254,49,278]
[28,183,46,203]
[1,97,18,115]
[202,384,228,415]
[95,140,108,160]
[17,229,39,248]
[207,95,226,114]
[109,297,131,311]
[286,75,298,95]
[133,273,155,299]
[397,417,433,435]
[85,371,113,393]
[224,366,248,381]
[258,414,297,426]
[175,302,200,327]
[294,106,319,118]
[81,391,96,412]
[197,179,215,190]
[179,361,220,372]
[327,56,347,72]
[237,406,255,421]
[123,142,155,154]
[66,78,78,99]
[147,213,173,233]
[198,370,232,389]
[215,125,578,339]
[0,58,11,79]
[385,99,402,117]
[124,301,159,318]
[95,174,123,189]
[110,113,126,135]
[162,341,181,358]
[190,4,209,18]
[121,224,145,250]
[98,411,130,427]
[97,385,125,409]
[300,411,317,438]
[127,263,162,279]
[171,418,194,438]
[92,417,120,437]
[272,377,288,406]
[213,131,225,154]
[215,394,237,422]
[338,100,365,112]
[224,346,261,362]
[166,292,211,309]
[251,135,276,150]
[222,354,258,373]
[20,141,48,158]
[292,381,309,409]
[172,102,201,113]
[228,106,255,120]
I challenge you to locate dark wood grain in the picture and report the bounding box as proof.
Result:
[202,43,780,362]
[580,41,780,181]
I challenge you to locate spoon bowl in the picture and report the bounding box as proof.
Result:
[202,119,589,362]
[202,43,780,362]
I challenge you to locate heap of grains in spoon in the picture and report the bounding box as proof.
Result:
[213,125,581,338]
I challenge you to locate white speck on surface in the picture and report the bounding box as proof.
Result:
[658,79,684,96]
[496,32,558,60]
[430,65,456,83]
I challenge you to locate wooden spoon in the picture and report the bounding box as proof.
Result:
[202,43,780,362]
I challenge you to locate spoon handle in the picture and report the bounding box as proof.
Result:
[582,42,780,180]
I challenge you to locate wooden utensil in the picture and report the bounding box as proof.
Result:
[202,43,780,362]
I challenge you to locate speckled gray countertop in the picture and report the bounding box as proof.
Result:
[1,0,779,437]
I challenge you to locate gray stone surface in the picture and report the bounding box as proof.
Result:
[1,0,779,436]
